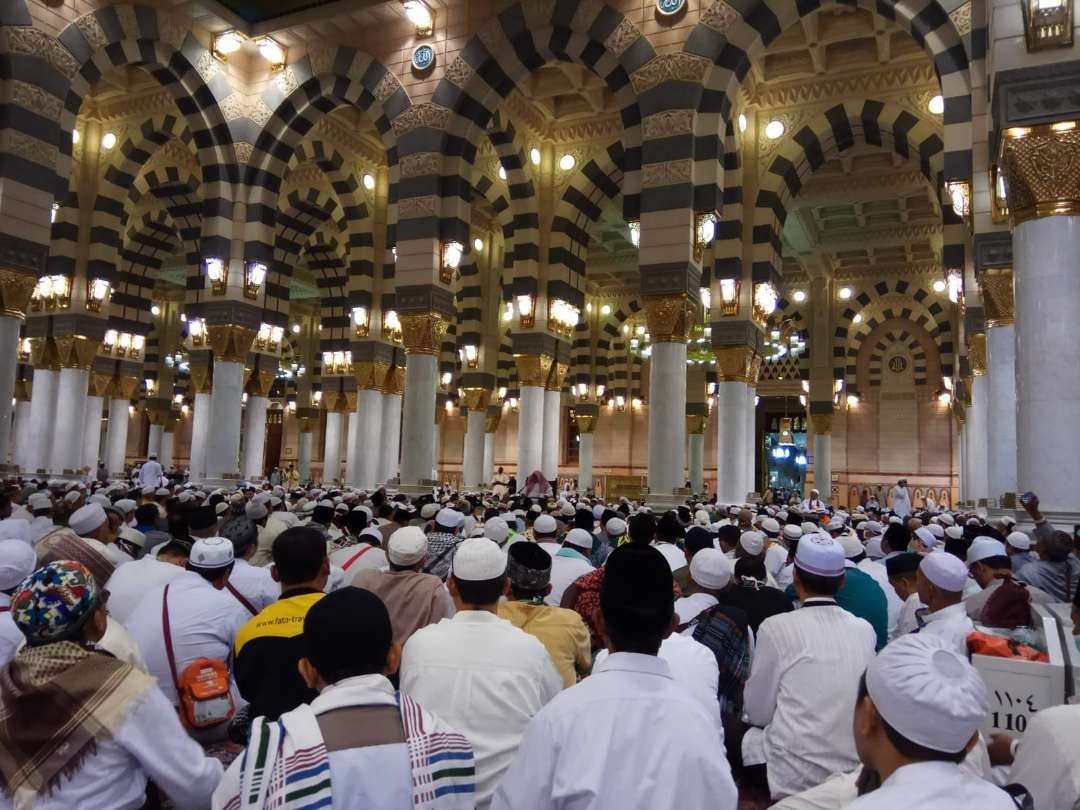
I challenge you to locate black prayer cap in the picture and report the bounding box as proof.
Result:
[886,551,922,579]
[601,544,673,637]
[189,505,217,532]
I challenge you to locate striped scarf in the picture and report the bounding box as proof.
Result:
[229,691,474,810]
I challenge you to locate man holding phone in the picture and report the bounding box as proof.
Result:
[1014,492,1080,602]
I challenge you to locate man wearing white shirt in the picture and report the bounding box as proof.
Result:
[886,552,925,637]
[104,540,189,624]
[219,516,280,614]
[125,537,250,709]
[742,534,877,800]
[847,634,1017,809]
[800,489,826,512]
[492,544,738,810]
[400,538,562,809]
[137,454,163,489]
[915,551,975,656]
[0,539,36,666]
[545,528,594,607]
[990,703,1080,810]
[890,479,912,519]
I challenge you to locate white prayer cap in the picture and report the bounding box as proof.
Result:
[360,527,382,543]
[564,528,593,551]
[155,488,170,497]
[317,499,335,509]
[214,502,230,516]
[387,526,427,566]
[62,490,83,506]
[865,633,988,753]
[334,503,348,513]
[801,521,818,534]
[119,526,146,550]
[965,517,982,527]
[592,505,605,520]
[937,513,956,527]
[945,525,964,541]
[0,519,30,545]
[533,514,558,535]
[795,534,846,577]
[69,504,107,536]
[189,536,234,569]
[1007,531,1032,551]
[695,510,710,526]
[926,524,945,539]
[690,549,732,590]
[451,538,507,581]
[435,508,464,529]
[245,500,269,520]
[484,517,509,546]
[114,499,137,514]
[355,505,373,521]
[966,537,1007,566]
[861,521,883,537]
[783,524,803,542]
[865,537,885,560]
[1002,515,1017,528]
[838,534,865,559]
[89,493,110,508]
[760,517,780,536]
[559,501,575,518]
[919,551,967,592]
[0,539,37,590]
[913,526,938,550]
[739,531,764,556]
[178,491,195,504]
[141,485,156,496]
[420,503,440,519]
[888,515,903,525]
[27,493,51,511]
[605,517,627,536]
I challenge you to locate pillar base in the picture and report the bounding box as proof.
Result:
[646,490,691,512]
[397,481,437,497]
[199,476,244,490]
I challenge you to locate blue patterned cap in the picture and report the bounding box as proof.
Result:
[11,560,100,645]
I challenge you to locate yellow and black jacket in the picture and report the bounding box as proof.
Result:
[234,587,325,721]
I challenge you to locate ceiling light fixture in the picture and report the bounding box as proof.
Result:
[403,0,435,35]
[256,37,287,69]
[473,237,483,251]
[928,95,945,115]
[72,129,80,144]
[498,165,507,181]
[738,113,747,132]
[530,147,541,166]
[213,30,246,59]
[765,119,785,139]
[101,132,117,150]
[933,279,947,293]
[559,153,576,171]
[838,286,853,300]
[792,289,806,303]
[363,173,375,190]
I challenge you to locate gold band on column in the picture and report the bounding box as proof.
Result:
[88,372,112,397]
[53,336,100,370]
[810,413,832,436]
[713,345,760,383]
[643,293,696,343]
[383,366,405,396]
[686,413,707,435]
[353,361,390,392]
[968,332,987,376]
[462,387,491,411]
[206,324,256,363]
[545,362,569,392]
[980,268,1015,327]
[576,414,596,434]
[514,354,554,388]
[189,367,212,395]
[484,406,502,434]
[0,268,38,318]
[113,375,140,400]
[246,368,276,397]
[400,313,448,355]
[999,123,1080,226]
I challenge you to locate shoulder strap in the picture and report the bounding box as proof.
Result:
[342,544,376,571]
[225,581,258,615]
[162,584,180,688]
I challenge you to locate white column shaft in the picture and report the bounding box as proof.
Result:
[482,432,496,486]
[298,431,313,481]
[745,387,757,497]
[204,360,244,481]
[542,390,562,481]
[578,432,594,493]
[401,354,438,485]
[13,400,31,471]
[463,409,486,488]
[105,398,130,477]
[715,381,748,503]
[380,393,402,484]
[0,317,20,463]
[322,411,343,485]
[189,392,211,480]
[647,342,687,496]
[814,433,833,504]
[51,368,89,473]
[517,385,544,479]
[242,395,269,480]
[688,433,705,494]
[987,324,1018,499]
[82,396,104,470]
[433,423,441,480]
[159,430,175,469]
[967,374,990,502]
[147,424,163,459]
[26,369,58,473]
[345,411,359,485]
[353,388,383,489]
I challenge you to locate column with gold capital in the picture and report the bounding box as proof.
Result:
[350,351,390,490]
[1000,121,1080,514]
[204,322,256,483]
[82,370,112,471]
[379,363,404,485]
[686,406,708,495]
[712,339,760,504]
[105,373,139,477]
[25,338,59,473]
[575,404,598,494]
[979,256,1017,499]
[399,311,448,487]
[242,359,277,481]
[483,404,501,486]
[0,268,38,467]
[187,354,213,480]
[965,325,990,504]
[51,335,100,474]
[514,351,552,481]
[542,362,568,482]
[461,384,492,489]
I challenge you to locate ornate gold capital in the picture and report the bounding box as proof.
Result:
[146,404,171,426]
[811,413,832,435]
[968,332,987,376]
[88,371,112,397]
[53,335,100,369]
[14,378,30,401]
[344,391,358,413]
[643,293,696,343]
[206,324,256,363]
[713,345,759,383]
[484,409,502,434]
[189,366,212,394]
[113,374,139,400]
[383,366,404,396]
[298,416,318,433]
[0,268,37,318]
[247,368,276,397]
[686,413,707,435]
[999,123,1080,226]
[462,387,491,411]
[545,361,569,392]
[400,313,448,355]
[514,353,554,388]
[28,337,58,371]
[576,414,596,434]
[353,361,390,391]
[980,268,1015,327]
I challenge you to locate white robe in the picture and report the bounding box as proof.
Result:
[891,486,912,518]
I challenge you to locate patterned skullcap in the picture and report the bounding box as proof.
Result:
[506,541,551,591]
[11,560,100,646]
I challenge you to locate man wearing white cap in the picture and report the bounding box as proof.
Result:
[105,539,191,624]
[401,537,562,809]
[890,479,912,519]
[126,536,250,713]
[964,537,1053,626]
[546,527,594,607]
[352,526,454,646]
[137,453,163,489]
[799,489,826,512]
[69,503,133,567]
[0,539,37,665]
[531,513,561,555]
[1005,530,1039,567]
[424,507,465,580]
[25,492,54,544]
[915,552,974,655]
[742,534,877,800]
[848,634,1017,809]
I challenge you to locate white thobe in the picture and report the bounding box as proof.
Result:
[675,592,719,625]
[106,556,187,624]
[856,558,902,639]
[890,486,911,518]
[228,557,280,612]
[765,543,788,577]
[742,598,877,799]
[545,550,593,607]
[894,592,925,637]
[652,542,688,573]
[138,460,163,488]
[27,516,54,545]
[400,610,563,809]
[846,761,1017,809]
[125,570,250,706]
[491,652,738,810]
[917,601,974,656]
[1005,703,1080,810]
[0,683,221,810]
[0,594,22,666]
[329,542,387,573]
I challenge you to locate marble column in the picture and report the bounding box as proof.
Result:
[203,360,244,481]
[12,397,31,470]
[241,395,269,480]
[147,423,163,459]
[432,419,442,481]
[51,367,89,474]
[541,388,562,482]
[323,410,344,485]
[812,414,833,505]
[982,266,1018,500]
[517,384,545,479]
[345,411,359,485]
[0,317,20,465]
[353,387,383,489]
[189,392,212,480]
[297,431,313,481]
[400,312,443,486]
[714,380,748,504]
[380,389,402,484]
[688,431,705,494]
[745,387,758,497]
[105,397,130,477]
[159,424,175,469]
[462,390,489,489]
[647,341,687,498]
[26,367,58,473]
[82,396,104,470]
[483,405,500,487]
[1001,126,1080,514]
[966,357,990,504]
